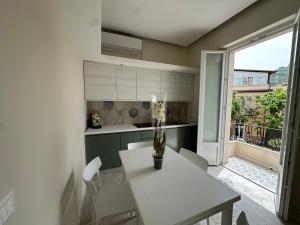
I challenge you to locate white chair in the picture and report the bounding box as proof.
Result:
[180,150,250,225]
[179,148,209,172]
[82,157,136,225]
[128,141,152,150]
[179,148,209,225]
[237,211,249,225]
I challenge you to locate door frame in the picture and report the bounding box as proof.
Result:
[221,15,297,219]
[278,10,300,220]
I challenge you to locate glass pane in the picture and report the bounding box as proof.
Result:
[203,53,223,142]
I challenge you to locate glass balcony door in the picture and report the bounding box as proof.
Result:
[197,51,228,165]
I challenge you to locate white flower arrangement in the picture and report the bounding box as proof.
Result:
[151,94,167,162]
[152,102,166,123]
[151,94,167,124]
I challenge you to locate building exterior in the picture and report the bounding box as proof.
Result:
[232,69,276,115]
[233,68,289,109]
[233,69,276,92]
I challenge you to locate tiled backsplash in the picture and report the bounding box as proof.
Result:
[87,101,187,126]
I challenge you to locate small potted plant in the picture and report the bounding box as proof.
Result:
[152,97,166,169]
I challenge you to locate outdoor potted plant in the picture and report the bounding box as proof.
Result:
[152,97,166,169]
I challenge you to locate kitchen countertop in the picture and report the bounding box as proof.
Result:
[85,122,197,135]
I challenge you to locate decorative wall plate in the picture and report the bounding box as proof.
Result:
[129,108,138,118]
[103,101,114,111]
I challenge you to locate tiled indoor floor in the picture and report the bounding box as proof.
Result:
[81,166,296,225]
[224,156,278,192]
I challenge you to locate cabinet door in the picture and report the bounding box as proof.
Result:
[84,62,117,101]
[166,128,181,152]
[120,132,140,150]
[140,130,154,141]
[117,66,137,101]
[180,126,198,152]
[166,126,198,152]
[137,69,162,101]
[161,71,194,102]
[85,133,121,170]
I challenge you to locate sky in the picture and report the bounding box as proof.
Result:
[234,32,293,70]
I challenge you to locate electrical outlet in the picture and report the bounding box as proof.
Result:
[0,190,15,224]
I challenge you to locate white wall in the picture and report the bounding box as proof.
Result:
[142,38,187,66]
[0,0,85,224]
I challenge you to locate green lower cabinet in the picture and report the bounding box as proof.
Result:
[85,126,197,170]
[140,130,154,141]
[166,128,180,152]
[180,126,198,152]
[120,131,140,150]
[166,126,197,152]
[85,133,121,170]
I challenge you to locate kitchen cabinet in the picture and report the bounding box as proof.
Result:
[140,130,154,141]
[84,62,195,102]
[85,133,121,170]
[137,68,162,101]
[120,131,140,150]
[161,71,194,102]
[84,62,117,101]
[165,127,181,152]
[117,65,137,101]
[85,126,197,170]
[179,126,198,152]
[166,126,197,152]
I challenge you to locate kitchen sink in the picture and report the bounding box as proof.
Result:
[133,121,188,128]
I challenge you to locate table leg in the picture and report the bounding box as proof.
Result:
[221,205,233,225]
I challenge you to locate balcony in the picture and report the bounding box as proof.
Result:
[224,123,281,193]
[233,76,270,92]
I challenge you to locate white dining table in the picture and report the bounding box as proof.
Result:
[119,146,241,225]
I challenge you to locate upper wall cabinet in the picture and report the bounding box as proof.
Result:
[84,62,117,101]
[84,61,195,102]
[137,69,162,101]
[117,66,137,101]
[161,72,194,102]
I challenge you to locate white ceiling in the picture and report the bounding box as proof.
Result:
[102,0,257,46]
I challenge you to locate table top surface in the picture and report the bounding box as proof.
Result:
[119,147,240,225]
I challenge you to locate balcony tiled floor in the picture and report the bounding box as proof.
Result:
[224,156,278,193]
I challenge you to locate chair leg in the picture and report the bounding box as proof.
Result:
[206,218,210,225]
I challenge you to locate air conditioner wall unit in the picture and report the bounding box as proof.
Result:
[102,31,142,55]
